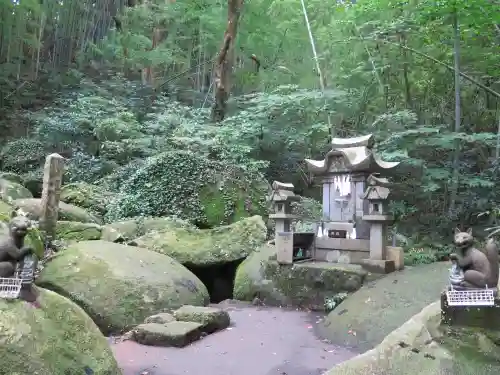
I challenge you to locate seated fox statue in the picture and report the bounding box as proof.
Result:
[449,228,499,289]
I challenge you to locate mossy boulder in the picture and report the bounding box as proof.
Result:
[319,262,449,352]
[56,221,102,241]
[13,198,101,224]
[0,178,32,203]
[132,321,203,347]
[101,216,196,243]
[131,215,267,266]
[0,287,121,375]
[0,172,24,184]
[36,240,209,334]
[233,244,367,308]
[325,302,500,375]
[105,150,268,228]
[60,182,113,216]
[173,305,230,333]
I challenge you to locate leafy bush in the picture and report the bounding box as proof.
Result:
[105,150,267,227]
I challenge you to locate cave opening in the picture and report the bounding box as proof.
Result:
[185,259,243,303]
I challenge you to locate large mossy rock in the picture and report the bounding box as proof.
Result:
[13,198,101,224]
[131,215,267,266]
[0,287,121,375]
[325,302,500,375]
[36,240,209,334]
[0,178,33,202]
[56,221,102,241]
[60,182,113,216]
[319,262,449,352]
[233,244,367,308]
[101,216,196,243]
[105,150,268,228]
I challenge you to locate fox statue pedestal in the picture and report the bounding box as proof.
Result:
[440,229,500,331]
[441,291,500,331]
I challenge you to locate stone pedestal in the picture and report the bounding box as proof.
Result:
[441,291,500,331]
[275,232,294,265]
[386,246,404,270]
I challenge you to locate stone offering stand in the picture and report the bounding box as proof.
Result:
[269,134,404,274]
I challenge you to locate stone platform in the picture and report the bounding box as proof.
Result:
[441,290,500,331]
[260,260,383,310]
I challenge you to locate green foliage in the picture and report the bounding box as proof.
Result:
[0,0,499,241]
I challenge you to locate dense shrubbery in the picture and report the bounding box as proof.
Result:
[0,0,499,245]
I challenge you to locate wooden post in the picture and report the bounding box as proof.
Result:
[39,153,65,246]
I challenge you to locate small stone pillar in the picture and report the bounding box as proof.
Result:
[268,181,299,264]
[39,153,65,249]
[362,174,393,260]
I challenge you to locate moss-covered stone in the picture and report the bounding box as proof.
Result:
[318,262,450,352]
[101,216,196,243]
[0,287,121,375]
[173,305,230,333]
[131,216,267,266]
[56,221,102,241]
[0,172,24,184]
[144,312,176,324]
[60,182,113,216]
[0,178,32,203]
[325,302,500,375]
[36,240,209,334]
[13,198,102,224]
[132,321,203,347]
[105,150,268,228]
[233,244,367,308]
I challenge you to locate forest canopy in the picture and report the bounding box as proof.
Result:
[0,0,500,255]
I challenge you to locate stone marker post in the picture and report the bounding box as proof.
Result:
[39,153,65,248]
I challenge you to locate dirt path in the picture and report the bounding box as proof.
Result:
[111,300,359,375]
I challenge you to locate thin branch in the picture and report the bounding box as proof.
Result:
[379,38,500,98]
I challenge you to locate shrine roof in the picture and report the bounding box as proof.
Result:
[305,134,400,175]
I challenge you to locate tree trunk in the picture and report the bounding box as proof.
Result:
[448,10,461,217]
[211,0,244,123]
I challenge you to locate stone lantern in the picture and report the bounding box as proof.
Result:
[362,173,393,260]
[268,181,300,264]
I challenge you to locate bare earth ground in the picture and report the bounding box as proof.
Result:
[111,300,359,375]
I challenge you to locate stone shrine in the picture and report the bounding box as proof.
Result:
[304,134,402,272]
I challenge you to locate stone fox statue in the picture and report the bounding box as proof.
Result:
[0,216,35,278]
[450,228,499,289]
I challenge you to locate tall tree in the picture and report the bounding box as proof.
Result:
[211,0,244,122]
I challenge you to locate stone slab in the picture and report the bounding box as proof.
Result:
[358,259,396,274]
[132,321,202,347]
[173,305,230,334]
[144,312,176,325]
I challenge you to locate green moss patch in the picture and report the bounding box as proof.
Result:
[105,150,268,228]
[131,215,267,266]
[0,287,121,375]
[36,240,209,334]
